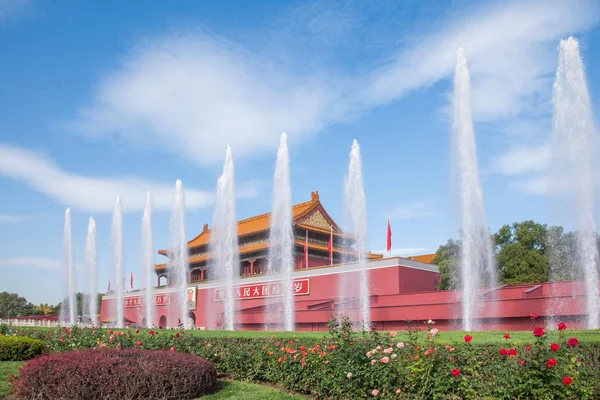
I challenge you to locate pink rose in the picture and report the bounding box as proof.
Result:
[389,330,397,337]
[380,356,390,364]
[371,389,379,397]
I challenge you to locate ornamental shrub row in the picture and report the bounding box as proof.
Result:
[10,348,219,400]
[5,319,600,399]
[0,336,44,361]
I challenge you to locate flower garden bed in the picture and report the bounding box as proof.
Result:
[2,317,599,399]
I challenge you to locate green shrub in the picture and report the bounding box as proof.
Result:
[0,336,44,361]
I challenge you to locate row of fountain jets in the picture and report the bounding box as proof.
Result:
[61,37,599,331]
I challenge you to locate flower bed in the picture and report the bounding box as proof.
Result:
[3,318,600,399]
[10,348,218,400]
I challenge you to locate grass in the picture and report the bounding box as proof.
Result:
[0,361,23,399]
[201,380,305,399]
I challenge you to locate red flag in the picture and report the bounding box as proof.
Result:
[304,230,309,268]
[130,272,134,289]
[328,226,333,265]
[386,215,392,253]
[108,281,111,292]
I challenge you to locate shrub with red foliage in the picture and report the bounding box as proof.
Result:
[11,348,218,400]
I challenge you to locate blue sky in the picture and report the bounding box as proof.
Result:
[1,0,600,304]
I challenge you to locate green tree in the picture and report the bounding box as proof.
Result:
[0,292,34,318]
[433,239,461,290]
[494,220,549,284]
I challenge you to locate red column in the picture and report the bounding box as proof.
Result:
[250,259,255,275]
[201,269,205,281]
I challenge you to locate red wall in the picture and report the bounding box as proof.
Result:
[100,262,596,331]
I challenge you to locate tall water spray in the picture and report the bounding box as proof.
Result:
[452,47,497,331]
[62,208,76,326]
[169,180,189,329]
[111,197,125,328]
[85,217,98,326]
[267,133,295,331]
[550,37,600,329]
[343,140,370,331]
[210,146,240,330]
[142,192,154,328]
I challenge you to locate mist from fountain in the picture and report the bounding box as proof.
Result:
[111,197,125,328]
[550,37,600,329]
[210,146,240,330]
[267,133,295,331]
[452,47,497,331]
[61,208,76,326]
[142,191,154,328]
[169,180,190,329]
[341,140,370,331]
[84,217,98,326]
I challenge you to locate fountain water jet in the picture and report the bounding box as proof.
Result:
[452,47,497,331]
[267,133,295,331]
[550,37,600,329]
[210,146,240,330]
[169,180,189,329]
[341,140,370,331]
[62,208,76,326]
[142,192,154,328]
[111,197,125,328]
[85,217,98,326]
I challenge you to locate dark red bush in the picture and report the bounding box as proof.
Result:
[11,348,218,399]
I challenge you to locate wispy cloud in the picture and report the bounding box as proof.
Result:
[0,213,37,223]
[0,0,31,23]
[0,144,223,213]
[68,0,600,167]
[389,201,439,221]
[374,247,430,257]
[0,257,61,271]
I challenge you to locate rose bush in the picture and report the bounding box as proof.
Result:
[4,318,600,399]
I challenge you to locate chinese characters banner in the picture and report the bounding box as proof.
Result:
[214,278,310,301]
[124,293,171,307]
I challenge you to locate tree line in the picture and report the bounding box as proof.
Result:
[0,292,103,319]
[434,220,595,290]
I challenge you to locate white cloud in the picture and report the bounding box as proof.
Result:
[390,201,438,221]
[0,213,35,223]
[0,144,219,213]
[365,0,600,120]
[374,247,430,257]
[492,144,551,176]
[0,257,61,271]
[68,0,600,167]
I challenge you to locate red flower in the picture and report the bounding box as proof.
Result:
[558,322,567,331]
[108,329,113,334]
[547,358,558,368]
[175,333,180,338]
[500,348,508,356]
[149,330,155,335]
[136,341,142,346]
[503,333,511,339]
[508,349,517,357]
[533,327,545,337]
[526,345,532,351]
[135,329,139,334]
[464,335,473,343]
[550,343,560,352]
[563,376,573,385]
[567,337,579,347]
[451,368,460,377]
[520,360,526,366]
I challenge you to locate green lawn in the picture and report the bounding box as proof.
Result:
[0,361,23,399]
[202,381,305,399]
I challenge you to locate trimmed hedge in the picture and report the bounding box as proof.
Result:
[0,336,44,361]
[11,348,219,399]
